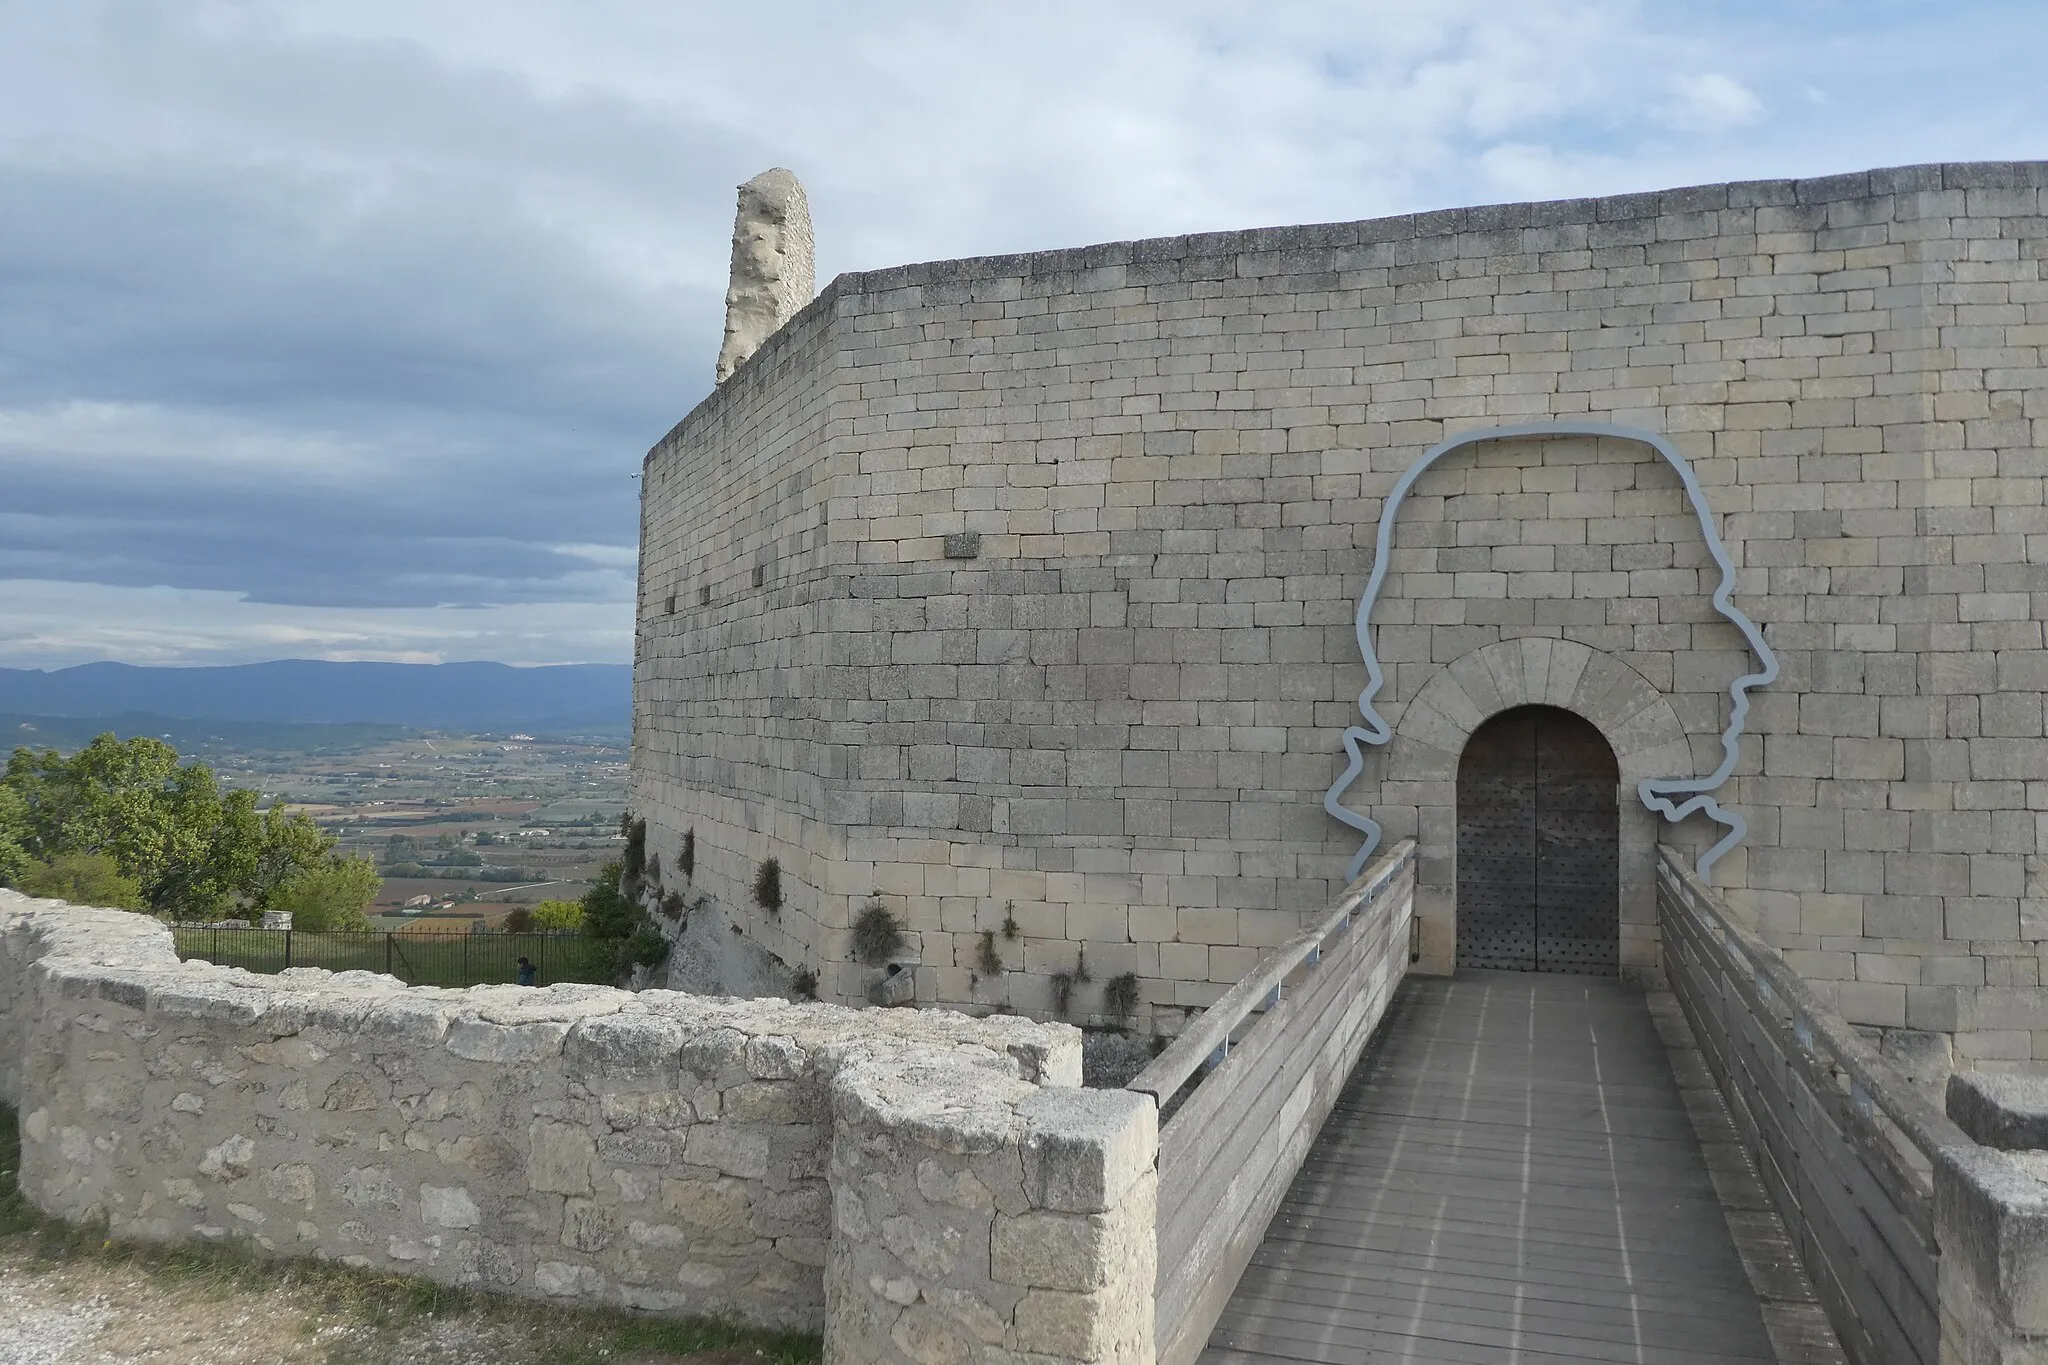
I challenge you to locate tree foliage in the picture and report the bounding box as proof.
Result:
[17,852,145,909]
[580,860,667,980]
[0,785,28,889]
[267,855,380,932]
[0,732,375,921]
[531,898,585,932]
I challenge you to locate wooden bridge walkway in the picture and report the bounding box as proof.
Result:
[1197,970,1780,1365]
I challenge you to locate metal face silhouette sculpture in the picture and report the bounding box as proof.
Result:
[1324,423,1778,882]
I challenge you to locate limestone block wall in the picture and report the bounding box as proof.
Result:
[634,162,2048,1062]
[634,282,855,993]
[0,892,1158,1360]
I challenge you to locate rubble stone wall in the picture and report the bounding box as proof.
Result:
[1,892,1156,1360]
[633,162,2048,1066]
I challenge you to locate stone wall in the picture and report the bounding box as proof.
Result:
[0,890,1155,1361]
[633,161,2048,1063]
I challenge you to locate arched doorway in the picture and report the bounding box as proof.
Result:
[1456,705,1620,973]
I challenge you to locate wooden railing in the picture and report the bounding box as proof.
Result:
[1658,848,1970,1365]
[1130,840,1416,1365]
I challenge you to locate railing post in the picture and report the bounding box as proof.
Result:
[283,928,292,971]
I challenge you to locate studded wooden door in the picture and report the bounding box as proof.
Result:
[1455,705,1620,974]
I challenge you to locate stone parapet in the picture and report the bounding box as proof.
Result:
[0,890,1159,1363]
[827,1058,1155,1364]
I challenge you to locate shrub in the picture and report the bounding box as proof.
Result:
[531,898,584,932]
[1104,971,1141,1024]
[580,861,665,980]
[679,827,696,880]
[504,907,535,933]
[660,889,688,920]
[620,816,648,896]
[626,923,669,970]
[791,966,819,1000]
[17,852,144,910]
[753,857,783,913]
[851,897,906,966]
[976,930,1003,977]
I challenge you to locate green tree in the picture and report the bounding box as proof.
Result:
[18,852,145,910]
[531,898,584,932]
[2,732,351,919]
[267,856,381,932]
[0,784,29,888]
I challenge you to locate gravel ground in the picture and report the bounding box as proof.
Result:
[0,1254,794,1365]
[0,1273,111,1365]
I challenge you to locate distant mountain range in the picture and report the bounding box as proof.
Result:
[0,661,632,734]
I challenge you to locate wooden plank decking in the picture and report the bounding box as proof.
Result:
[1198,970,1779,1365]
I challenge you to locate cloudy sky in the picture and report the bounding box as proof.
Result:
[1,1,2043,668]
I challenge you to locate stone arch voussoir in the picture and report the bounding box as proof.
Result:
[1386,639,1691,790]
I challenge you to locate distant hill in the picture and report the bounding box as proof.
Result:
[0,712,419,757]
[0,661,631,733]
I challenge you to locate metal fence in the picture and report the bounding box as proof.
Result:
[172,925,610,988]
[1128,839,1416,1365]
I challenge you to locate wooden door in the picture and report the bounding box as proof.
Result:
[1455,705,1619,974]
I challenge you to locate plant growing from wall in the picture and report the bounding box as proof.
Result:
[976,929,1003,976]
[660,889,687,920]
[1050,971,1075,1018]
[790,966,819,1000]
[1001,902,1019,940]
[619,816,649,898]
[679,827,696,880]
[1050,946,1091,1018]
[753,857,783,913]
[1104,971,1140,1026]
[852,896,906,966]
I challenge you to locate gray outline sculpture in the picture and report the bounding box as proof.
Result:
[1323,422,1778,882]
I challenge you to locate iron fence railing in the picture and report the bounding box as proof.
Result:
[171,925,611,988]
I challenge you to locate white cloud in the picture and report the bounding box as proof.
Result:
[0,580,632,668]
[1660,73,1766,133]
[0,0,2043,664]
[0,401,372,477]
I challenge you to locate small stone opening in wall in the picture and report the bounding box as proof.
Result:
[698,585,711,606]
[664,594,676,615]
[943,531,981,560]
[751,563,766,587]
